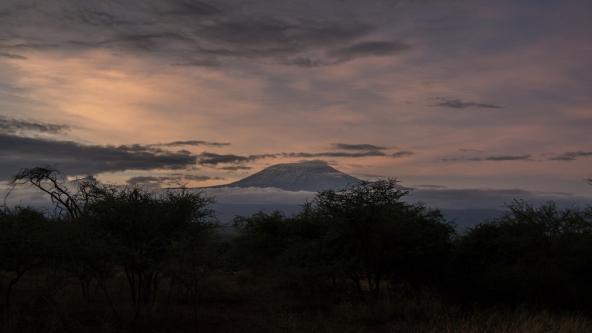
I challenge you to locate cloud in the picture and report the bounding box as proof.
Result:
[172,58,221,67]
[0,116,70,134]
[0,133,197,179]
[184,174,218,181]
[279,57,330,67]
[482,155,532,161]
[392,151,414,158]
[199,148,415,165]
[549,151,592,161]
[204,186,315,204]
[328,41,410,60]
[414,184,448,189]
[0,52,27,60]
[0,0,589,200]
[127,176,175,187]
[282,151,387,159]
[126,174,215,187]
[202,186,592,222]
[196,152,269,165]
[0,1,399,67]
[332,143,387,151]
[205,185,589,212]
[459,148,484,153]
[432,97,502,109]
[220,165,253,171]
[151,140,230,148]
[199,152,276,165]
[408,188,591,210]
[442,154,532,162]
[196,17,371,56]
[164,1,222,17]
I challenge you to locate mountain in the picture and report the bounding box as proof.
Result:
[208,161,507,231]
[220,160,361,191]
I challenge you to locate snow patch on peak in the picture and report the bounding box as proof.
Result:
[220,160,361,192]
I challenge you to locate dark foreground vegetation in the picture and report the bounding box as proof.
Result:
[1,167,592,332]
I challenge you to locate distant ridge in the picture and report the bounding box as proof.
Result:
[218,160,361,192]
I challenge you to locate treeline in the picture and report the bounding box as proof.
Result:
[1,167,592,332]
[233,180,592,309]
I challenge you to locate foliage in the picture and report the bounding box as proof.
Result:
[234,180,455,294]
[83,188,216,317]
[3,170,592,330]
[4,170,218,321]
[452,200,592,308]
[0,208,51,310]
[9,167,104,220]
[313,180,454,293]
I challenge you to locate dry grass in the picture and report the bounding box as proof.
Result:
[2,272,592,333]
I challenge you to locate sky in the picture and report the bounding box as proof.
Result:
[0,0,591,203]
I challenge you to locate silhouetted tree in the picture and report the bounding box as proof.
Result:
[235,180,454,296]
[85,188,215,319]
[0,208,50,311]
[58,221,117,305]
[233,211,293,270]
[312,180,454,295]
[8,167,104,220]
[168,221,222,326]
[452,200,592,307]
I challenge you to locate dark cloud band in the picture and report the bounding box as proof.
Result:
[432,97,502,109]
[0,133,197,179]
[150,140,230,148]
[549,151,592,161]
[0,52,26,60]
[126,174,215,187]
[442,154,532,162]
[199,149,414,165]
[0,116,70,134]
[0,1,407,67]
[332,143,387,151]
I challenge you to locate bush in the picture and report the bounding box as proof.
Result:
[0,208,52,310]
[84,188,216,315]
[452,200,592,308]
[234,180,455,295]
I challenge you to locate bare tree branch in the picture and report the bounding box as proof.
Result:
[7,167,104,220]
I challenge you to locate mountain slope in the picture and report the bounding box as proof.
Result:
[221,160,361,191]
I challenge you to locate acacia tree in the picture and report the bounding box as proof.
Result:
[8,167,105,220]
[453,200,592,307]
[233,211,294,271]
[234,180,454,296]
[85,188,216,319]
[7,167,217,319]
[6,168,120,307]
[168,222,221,325]
[0,208,50,312]
[312,179,454,295]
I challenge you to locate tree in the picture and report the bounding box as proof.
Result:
[168,223,223,326]
[8,168,124,307]
[85,188,215,319]
[8,167,104,220]
[234,180,455,296]
[234,209,338,292]
[312,180,454,295]
[7,167,218,319]
[0,208,51,311]
[58,221,117,304]
[233,211,293,270]
[452,200,592,307]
